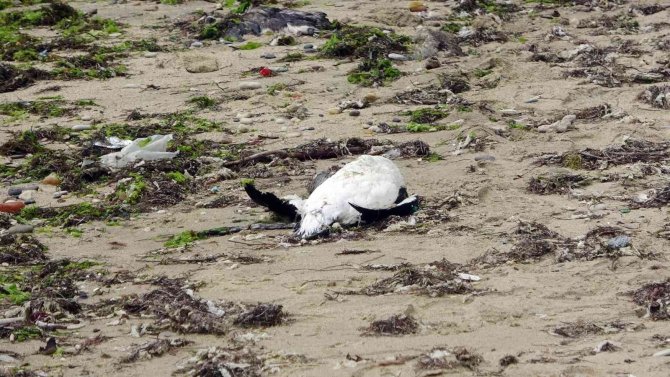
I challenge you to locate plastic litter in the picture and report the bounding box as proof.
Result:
[100,134,178,169]
[94,136,133,149]
[606,235,631,249]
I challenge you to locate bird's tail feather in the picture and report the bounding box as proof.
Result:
[244,184,300,221]
[349,196,419,223]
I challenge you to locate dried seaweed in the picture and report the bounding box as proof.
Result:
[528,173,591,195]
[552,320,638,338]
[113,278,229,335]
[473,222,638,267]
[175,346,263,377]
[362,314,418,336]
[233,304,286,328]
[417,347,483,371]
[353,259,473,297]
[0,234,47,265]
[632,185,670,208]
[225,138,430,169]
[440,74,470,94]
[631,280,670,320]
[536,139,670,170]
[499,355,518,367]
[123,338,192,363]
[638,85,670,109]
[574,104,612,120]
[0,63,50,93]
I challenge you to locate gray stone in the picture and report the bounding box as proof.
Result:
[349,110,361,117]
[18,190,36,201]
[53,191,68,199]
[6,224,34,235]
[303,44,314,50]
[474,155,496,161]
[388,53,409,61]
[261,53,276,59]
[183,53,219,73]
[238,81,262,90]
[72,124,91,131]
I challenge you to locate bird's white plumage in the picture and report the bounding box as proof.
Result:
[293,155,406,238]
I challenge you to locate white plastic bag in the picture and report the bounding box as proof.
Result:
[100,134,178,169]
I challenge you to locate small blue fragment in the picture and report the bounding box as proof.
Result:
[607,235,631,249]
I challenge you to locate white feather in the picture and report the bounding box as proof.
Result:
[296,155,406,238]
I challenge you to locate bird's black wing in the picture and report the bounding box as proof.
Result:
[244,184,300,221]
[349,196,419,223]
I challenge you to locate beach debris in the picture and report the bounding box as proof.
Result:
[100,134,178,169]
[234,304,286,328]
[537,114,576,133]
[123,338,192,363]
[417,347,483,371]
[351,259,475,297]
[536,139,670,170]
[593,340,619,353]
[362,314,418,336]
[551,321,636,338]
[196,7,330,41]
[527,173,591,195]
[638,85,670,109]
[631,280,670,320]
[174,346,263,376]
[0,234,47,264]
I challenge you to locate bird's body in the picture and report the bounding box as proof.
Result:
[244,155,418,238]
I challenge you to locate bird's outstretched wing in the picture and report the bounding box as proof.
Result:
[244,184,300,221]
[349,195,419,223]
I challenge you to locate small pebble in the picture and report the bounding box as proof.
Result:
[108,33,121,38]
[300,126,315,131]
[303,44,314,50]
[53,191,68,199]
[349,110,360,117]
[239,118,254,125]
[388,53,409,61]
[143,52,158,58]
[238,81,262,90]
[275,117,287,124]
[500,109,521,116]
[18,190,36,201]
[72,124,92,132]
[474,155,496,161]
[525,96,541,103]
[237,112,250,118]
[268,66,288,73]
[286,132,302,138]
[42,173,61,186]
[8,185,38,197]
[6,224,34,235]
[190,41,203,48]
[261,53,276,59]
[80,115,92,121]
[392,117,401,123]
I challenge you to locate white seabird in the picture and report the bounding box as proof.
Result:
[244,155,419,238]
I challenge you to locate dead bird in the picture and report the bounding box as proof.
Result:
[244,155,419,238]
